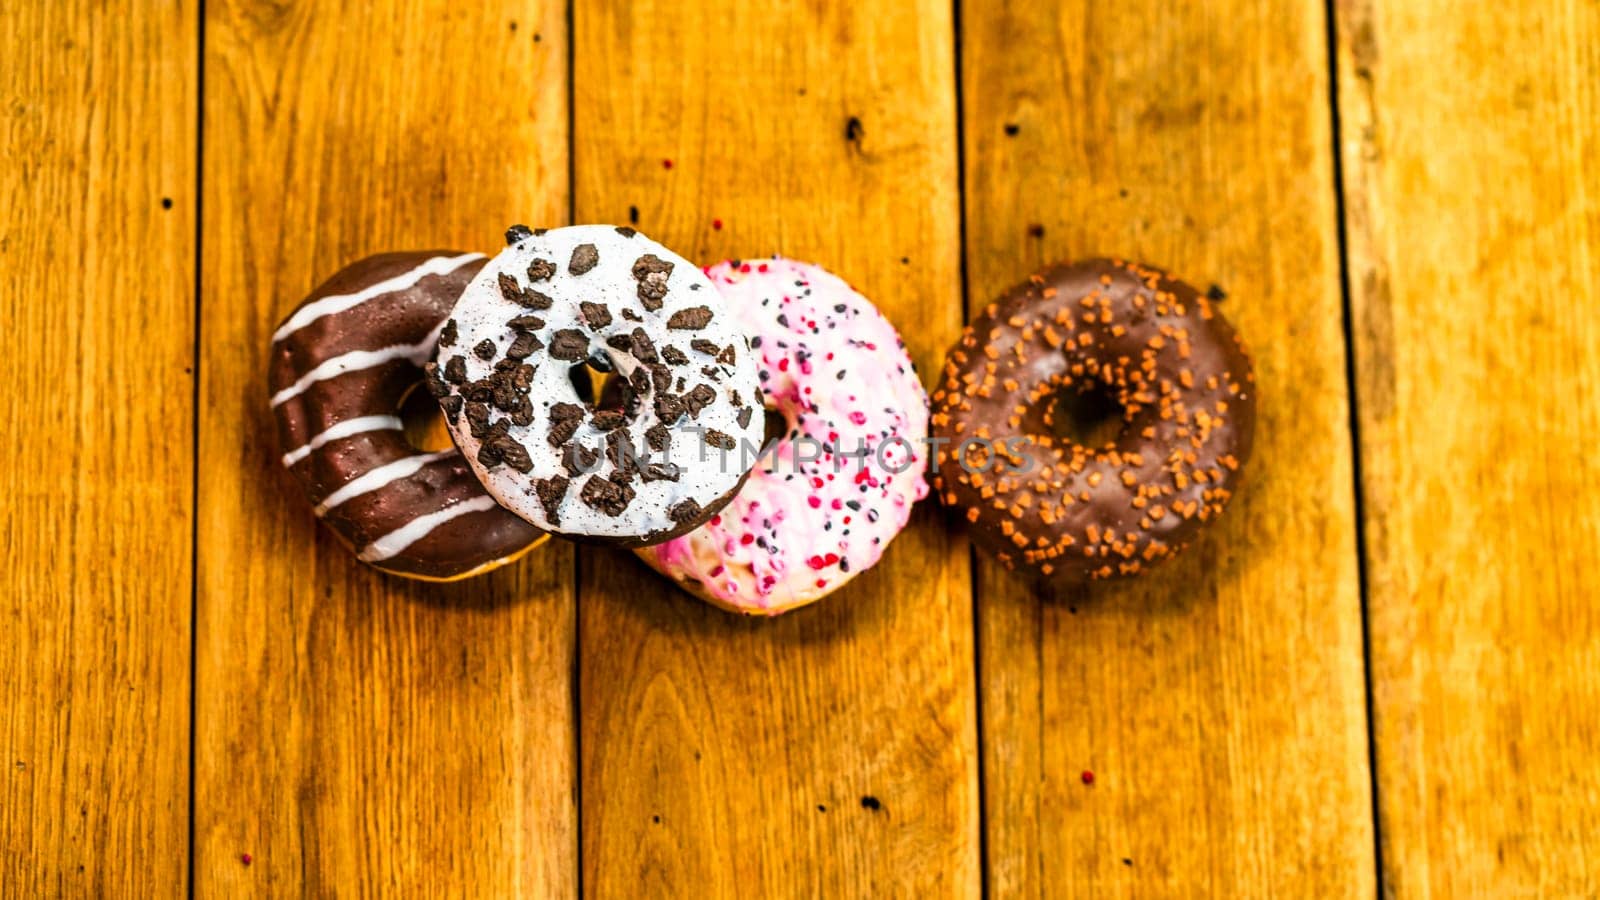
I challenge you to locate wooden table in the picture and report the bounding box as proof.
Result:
[3,0,1596,895]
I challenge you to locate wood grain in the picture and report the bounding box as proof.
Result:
[0,1,196,895]
[572,0,978,895]
[195,2,575,894]
[962,0,1376,894]
[1336,0,1600,894]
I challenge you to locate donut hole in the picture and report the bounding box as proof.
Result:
[570,356,635,413]
[1048,385,1125,449]
[763,408,789,448]
[398,384,455,452]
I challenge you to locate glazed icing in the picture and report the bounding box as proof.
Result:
[636,258,930,614]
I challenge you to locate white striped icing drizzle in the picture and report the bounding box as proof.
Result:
[271,253,484,343]
[314,449,454,516]
[281,415,404,467]
[275,254,508,569]
[357,495,499,562]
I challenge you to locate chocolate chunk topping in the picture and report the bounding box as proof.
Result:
[483,433,533,473]
[512,363,536,392]
[614,226,637,237]
[668,306,713,330]
[628,366,651,395]
[705,429,736,450]
[654,393,685,423]
[465,401,492,438]
[637,274,669,310]
[521,289,553,310]
[509,396,535,426]
[667,499,702,524]
[505,224,534,244]
[440,394,464,419]
[580,475,635,516]
[424,362,450,397]
[649,364,672,392]
[690,339,721,356]
[736,407,753,429]
[716,345,737,366]
[605,431,639,483]
[621,309,641,322]
[590,409,626,431]
[684,384,716,418]
[438,319,459,347]
[642,462,681,483]
[534,475,569,525]
[580,301,612,328]
[506,331,541,360]
[606,334,632,353]
[562,441,601,475]
[508,314,545,331]
[473,339,497,360]
[645,423,671,451]
[549,328,589,361]
[547,402,586,446]
[498,272,524,302]
[569,243,599,275]
[631,253,674,281]
[629,328,658,363]
[461,379,494,402]
[526,258,557,281]
[661,345,689,366]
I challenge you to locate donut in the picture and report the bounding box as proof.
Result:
[270,251,547,581]
[634,258,930,614]
[931,258,1256,580]
[437,226,765,545]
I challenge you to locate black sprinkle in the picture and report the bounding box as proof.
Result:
[1207,284,1228,301]
[845,116,864,143]
[1003,123,1020,136]
[160,197,174,209]
[860,796,881,811]
[628,205,640,224]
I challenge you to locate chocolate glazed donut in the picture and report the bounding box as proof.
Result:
[270,251,547,580]
[932,258,1256,580]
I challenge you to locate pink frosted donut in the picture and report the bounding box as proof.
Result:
[634,258,929,614]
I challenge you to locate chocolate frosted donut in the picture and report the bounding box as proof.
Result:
[932,259,1256,580]
[270,251,547,580]
[436,226,764,546]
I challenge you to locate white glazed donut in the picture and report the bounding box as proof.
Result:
[433,225,765,545]
[635,258,930,614]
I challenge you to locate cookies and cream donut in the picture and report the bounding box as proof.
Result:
[270,251,548,580]
[436,226,764,545]
[931,258,1256,580]
[635,258,929,614]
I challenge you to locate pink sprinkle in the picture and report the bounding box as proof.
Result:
[1081,770,1095,786]
[662,158,674,169]
[830,499,843,510]
[241,854,253,866]
[808,496,822,509]
[712,218,724,230]
[758,263,769,272]
[740,533,755,545]
[710,515,721,526]
[709,565,725,577]
[739,263,752,273]
[815,579,827,589]
[808,555,826,569]
[849,411,868,425]
[778,358,790,372]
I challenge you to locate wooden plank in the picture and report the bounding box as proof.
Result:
[195,2,574,894]
[1336,0,1600,894]
[962,1,1375,895]
[572,1,978,895]
[0,1,196,894]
